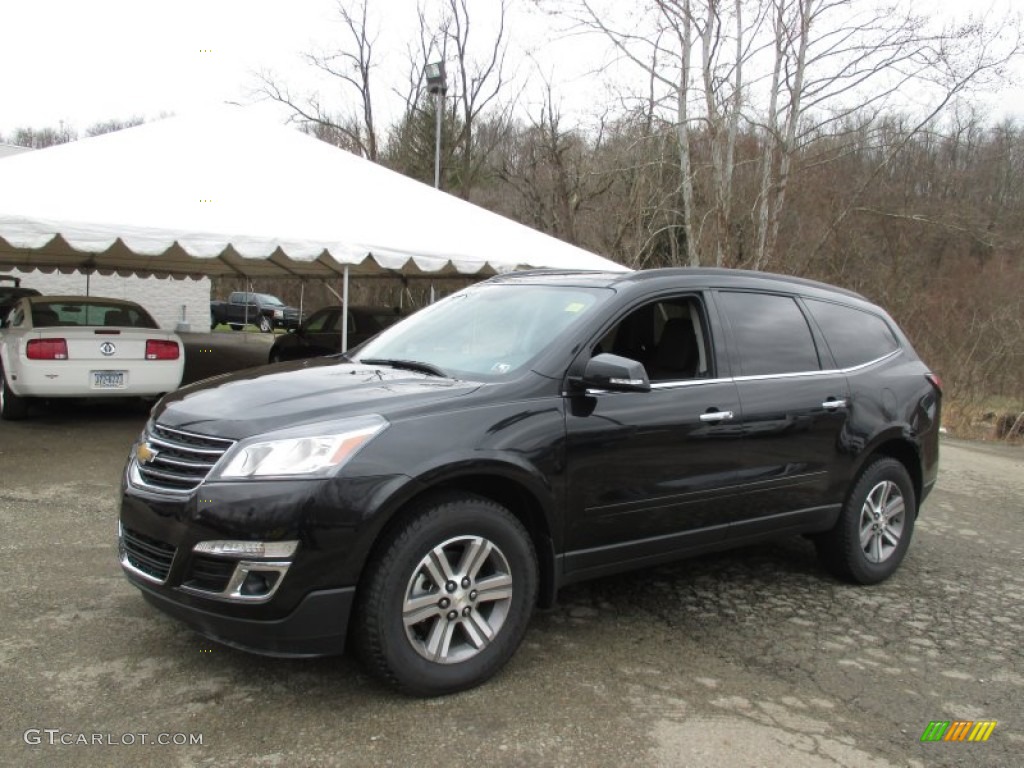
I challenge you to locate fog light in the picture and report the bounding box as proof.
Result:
[240,570,281,597]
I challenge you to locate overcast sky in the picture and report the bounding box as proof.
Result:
[1,0,1021,141]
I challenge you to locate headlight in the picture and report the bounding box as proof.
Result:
[213,415,387,479]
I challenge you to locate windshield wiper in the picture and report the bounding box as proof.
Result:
[359,358,449,378]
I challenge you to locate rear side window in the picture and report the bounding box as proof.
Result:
[804,299,899,369]
[718,292,820,376]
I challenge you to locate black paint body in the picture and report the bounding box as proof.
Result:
[119,269,941,656]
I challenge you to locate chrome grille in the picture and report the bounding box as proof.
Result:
[133,423,235,493]
[120,526,176,583]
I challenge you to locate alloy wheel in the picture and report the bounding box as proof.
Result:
[859,480,905,563]
[402,535,514,664]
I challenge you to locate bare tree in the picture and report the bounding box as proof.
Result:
[498,81,615,244]
[751,0,1024,269]
[258,0,380,160]
[545,0,760,266]
[5,122,77,148]
[405,0,514,198]
[85,116,145,137]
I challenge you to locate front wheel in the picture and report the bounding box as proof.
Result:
[815,457,916,584]
[258,315,273,333]
[354,493,538,696]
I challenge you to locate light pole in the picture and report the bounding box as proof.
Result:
[425,61,447,189]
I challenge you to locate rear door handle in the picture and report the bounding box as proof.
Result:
[822,399,848,410]
[699,410,734,422]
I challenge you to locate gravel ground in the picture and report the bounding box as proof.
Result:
[1,395,1020,767]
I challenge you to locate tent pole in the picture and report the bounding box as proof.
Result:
[341,266,350,353]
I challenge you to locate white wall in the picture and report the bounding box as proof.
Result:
[5,269,211,330]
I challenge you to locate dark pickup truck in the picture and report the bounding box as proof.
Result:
[210,291,302,333]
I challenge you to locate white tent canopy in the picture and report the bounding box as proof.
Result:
[0,108,626,281]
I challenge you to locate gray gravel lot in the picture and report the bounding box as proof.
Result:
[1,401,1021,767]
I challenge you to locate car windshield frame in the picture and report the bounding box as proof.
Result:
[352,282,612,381]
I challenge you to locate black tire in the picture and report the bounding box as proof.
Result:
[210,320,218,330]
[0,365,30,420]
[815,458,916,585]
[229,324,243,332]
[354,492,538,696]
[258,316,273,333]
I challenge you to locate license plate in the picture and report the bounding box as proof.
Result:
[92,371,126,389]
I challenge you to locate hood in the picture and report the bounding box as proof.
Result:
[152,358,482,439]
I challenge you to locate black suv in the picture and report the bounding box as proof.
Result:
[119,268,941,696]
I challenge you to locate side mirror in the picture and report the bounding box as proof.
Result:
[578,353,651,393]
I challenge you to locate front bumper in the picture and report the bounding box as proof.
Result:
[119,468,410,657]
[135,580,354,657]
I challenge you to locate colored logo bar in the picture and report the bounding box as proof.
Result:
[920,721,997,742]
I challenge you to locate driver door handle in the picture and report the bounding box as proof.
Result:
[699,410,734,423]
[822,399,848,410]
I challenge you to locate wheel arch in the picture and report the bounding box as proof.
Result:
[855,435,923,513]
[358,467,560,610]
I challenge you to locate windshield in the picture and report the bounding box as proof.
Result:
[256,294,285,307]
[354,283,610,379]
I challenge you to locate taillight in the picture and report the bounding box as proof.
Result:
[925,373,943,394]
[27,338,68,360]
[146,340,180,360]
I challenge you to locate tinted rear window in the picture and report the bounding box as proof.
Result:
[32,301,158,328]
[804,299,899,368]
[718,292,820,376]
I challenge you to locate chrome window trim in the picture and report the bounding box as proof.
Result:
[837,347,902,374]
[649,377,732,391]
[586,348,903,392]
[731,347,901,382]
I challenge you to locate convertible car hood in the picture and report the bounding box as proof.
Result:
[152,359,482,439]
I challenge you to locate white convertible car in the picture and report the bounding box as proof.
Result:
[0,296,184,420]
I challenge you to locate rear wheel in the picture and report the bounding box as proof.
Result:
[815,458,916,584]
[0,366,30,420]
[229,324,243,332]
[354,493,538,696]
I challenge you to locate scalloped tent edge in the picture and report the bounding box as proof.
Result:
[0,108,627,283]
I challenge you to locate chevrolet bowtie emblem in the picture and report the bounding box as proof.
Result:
[136,442,159,465]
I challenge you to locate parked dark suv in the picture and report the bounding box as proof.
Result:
[119,268,941,696]
[267,304,406,363]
